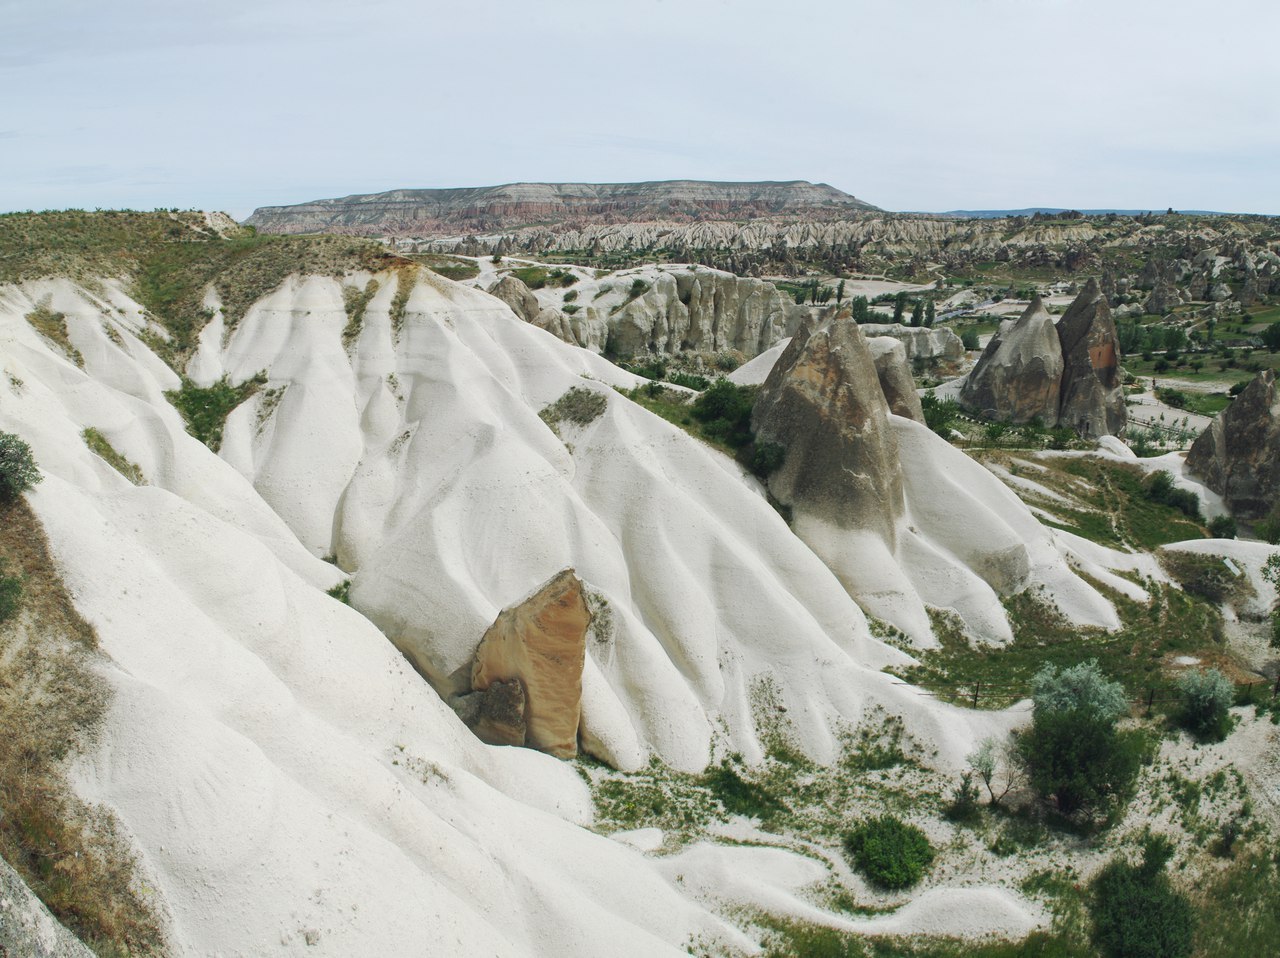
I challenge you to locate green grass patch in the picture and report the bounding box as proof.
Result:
[1021,457,1207,551]
[166,373,265,452]
[342,279,379,347]
[409,253,478,281]
[897,577,1225,707]
[81,428,144,484]
[25,306,83,366]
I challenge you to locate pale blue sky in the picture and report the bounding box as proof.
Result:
[3,0,1277,217]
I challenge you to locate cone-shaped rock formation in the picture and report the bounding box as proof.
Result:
[1186,369,1280,520]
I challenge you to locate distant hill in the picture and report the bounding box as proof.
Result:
[926,208,1234,219]
[245,180,881,236]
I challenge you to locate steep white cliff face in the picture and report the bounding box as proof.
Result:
[513,264,806,358]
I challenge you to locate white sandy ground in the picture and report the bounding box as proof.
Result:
[0,268,1175,954]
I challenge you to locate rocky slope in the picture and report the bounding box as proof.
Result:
[752,313,1122,644]
[246,180,880,236]
[1186,369,1280,520]
[0,213,1197,956]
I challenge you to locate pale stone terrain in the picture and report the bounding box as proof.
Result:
[0,248,1271,956]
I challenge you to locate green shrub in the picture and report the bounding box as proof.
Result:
[1208,514,1237,539]
[1144,471,1202,521]
[1018,662,1142,820]
[1176,668,1234,741]
[0,431,42,500]
[921,391,961,438]
[1255,503,1280,544]
[0,561,21,623]
[749,441,786,478]
[667,372,710,391]
[944,771,982,824]
[843,814,935,889]
[960,328,981,350]
[629,359,667,381]
[690,379,757,449]
[1031,661,1128,720]
[1090,836,1192,958]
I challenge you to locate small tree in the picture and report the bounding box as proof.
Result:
[910,299,924,327]
[835,279,845,305]
[0,431,42,501]
[851,296,870,324]
[893,291,907,324]
[967,737,1019,807]
[1017,661,1142,820]
[925,299,936,327]
[1176,668,1234,741]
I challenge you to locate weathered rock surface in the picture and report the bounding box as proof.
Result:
[1143,279,1182,315]
[0,858,95,958]
[860,324,965,363]
[462,569,592,758]
[488,275,541,324]
[1186,370,1280,519]
[959,296,1063,424]
[515,265,805,359]
[489,275,584,345]
[868,337,925,423]
[1055,278,1126,439]
[753,316,904,545]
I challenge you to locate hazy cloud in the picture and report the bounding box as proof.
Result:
[0,0,1276,216]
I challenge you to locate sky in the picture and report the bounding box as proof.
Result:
[2,0,1278,218]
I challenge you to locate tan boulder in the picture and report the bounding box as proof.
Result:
[468,569,591,758]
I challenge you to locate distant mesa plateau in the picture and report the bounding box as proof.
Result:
[245,179,881,236]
